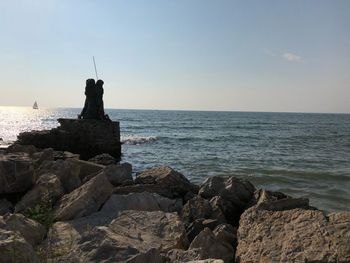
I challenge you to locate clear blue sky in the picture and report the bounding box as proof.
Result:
[1,0,349,113]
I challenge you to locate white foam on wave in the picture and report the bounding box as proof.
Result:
[121,135,158,145]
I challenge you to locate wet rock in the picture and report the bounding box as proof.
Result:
[236,208,350,263]
[2,213,46,246]
[135,166,198,198]
[36,159,81,193]
[15,173,64,213]
[189,228,235,263]
[88,153,116,165]
[0,153,35,194]
[101,192,182,216]
[199,176,255,208]
[45,210,188,262]
[182,196,212,223]
[0,199,13,215]
[54,172,113,221]
[100,163,133,186]
[0,228,39,263]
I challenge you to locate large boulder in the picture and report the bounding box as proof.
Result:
[101,192,182,216]
[236,208,350,263]
[45,210,188,262]
[0,229,39,263]
[36,159,81,193]
[182,196,212,223]
[1,213,46,246]
[189,228,235,263]
[53,172,113,221]
[135,166,198,198]
[0,153,35,194]
[15,173,64,213]
[199,176,255,208]
[6,144,37,155]
[99,163,133,186]
[65,158,104,181]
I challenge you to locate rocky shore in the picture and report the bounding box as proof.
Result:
[0,143,349,262]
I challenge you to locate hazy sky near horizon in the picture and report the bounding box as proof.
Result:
[0,0,349,113]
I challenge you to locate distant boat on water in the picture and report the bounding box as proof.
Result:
[33,101,38,109]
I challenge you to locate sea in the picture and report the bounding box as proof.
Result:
[1,106,350,212]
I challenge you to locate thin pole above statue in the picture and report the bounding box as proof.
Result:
[93,56,98,80]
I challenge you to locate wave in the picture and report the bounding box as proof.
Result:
[121,135,158,145]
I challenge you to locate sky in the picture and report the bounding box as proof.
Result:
[0,0,349,113]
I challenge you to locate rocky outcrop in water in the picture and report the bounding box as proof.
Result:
[0,145,349,262]
[15,118,121,160]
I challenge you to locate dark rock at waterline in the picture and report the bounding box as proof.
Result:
[16,118,121,160]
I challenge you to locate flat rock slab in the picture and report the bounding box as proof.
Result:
[236,208,350,263]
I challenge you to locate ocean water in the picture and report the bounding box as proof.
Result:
[1,106,350,212]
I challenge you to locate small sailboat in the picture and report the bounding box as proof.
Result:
[33,101,38,109]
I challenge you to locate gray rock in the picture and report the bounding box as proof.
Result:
[135,166,198,198]
[52,150,80,160]
[0,153,34,194]
[88,153,116,165]
[2,213,46,246]
[15,173,64,213]
[166,248,202,263]
[186,218,221,243]
[36,159,81,193]
[126,248,165,263]
[101,162,133,186]
[236,208,350,263]
[0,228,39,263]
[199,176,255,208]
[54,172,113,221]
[182,196,212,223]
[45,210,188,262]
[0,199,13,215]
[101,192,182,217]
[189,228,235,263]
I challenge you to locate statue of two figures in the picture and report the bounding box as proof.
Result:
[78,79,110,120]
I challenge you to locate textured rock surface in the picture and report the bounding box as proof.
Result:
[36,159,81,193]
[54,172,113,221]
[0,153,34,194]
[46,210,188,262]
[15,173,64,212]
[182,196,212,223]
[2,213,46,246]
[236,208,350,263]
[199,176,255,208]
[0,228,39,263]
[101,192,182,216]
[189,228,235,263]
[16,118,121,160]
[101,162,133,186]
[135,166,198,198]
[6,144,37,155]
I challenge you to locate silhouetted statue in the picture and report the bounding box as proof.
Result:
[95,79,105,119]
[79,79,99,119]
[79,79,109,120]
